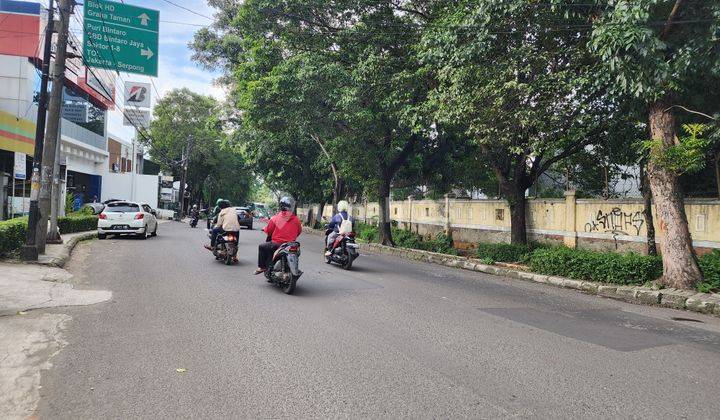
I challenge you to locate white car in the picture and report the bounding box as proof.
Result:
[97,201,158,239]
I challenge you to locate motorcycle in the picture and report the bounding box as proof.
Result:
[189,214,199,228]
[324,228,360,270]
[207,230,239,265]
[265,241,302,294]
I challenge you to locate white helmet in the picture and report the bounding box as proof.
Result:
[337,200,349,212]
[279,196,294,211]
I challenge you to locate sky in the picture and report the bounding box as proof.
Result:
[66,0,224,141]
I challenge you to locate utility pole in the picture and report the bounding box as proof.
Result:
[177,135,194,218]
[47,118,63,244]
[21,0,55,260]
[35,0,73,254]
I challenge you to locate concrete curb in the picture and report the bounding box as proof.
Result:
[302,226,720,317]
[36,231,98,268]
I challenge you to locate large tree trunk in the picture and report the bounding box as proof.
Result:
[317,201,326,227]
[377,176,394,246]
[639,164,657,256]
[646,101,702,289]
[507,182,528,245]
[715,151,720,199]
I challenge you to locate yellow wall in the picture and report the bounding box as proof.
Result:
[300,196,720,252]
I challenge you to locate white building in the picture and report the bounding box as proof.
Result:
[0,17,157,219]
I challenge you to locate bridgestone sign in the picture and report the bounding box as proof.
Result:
[83,0,159,76]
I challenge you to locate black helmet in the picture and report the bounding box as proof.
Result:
[218,199,231,209]
[279,196,293,211]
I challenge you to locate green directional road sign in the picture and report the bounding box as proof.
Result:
[83,0,159,76]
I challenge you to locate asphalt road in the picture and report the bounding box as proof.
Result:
[38,221,720,418]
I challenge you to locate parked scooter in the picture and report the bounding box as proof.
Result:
[324,228,360,270]
[265,241,303,294]
[207,230,239,265]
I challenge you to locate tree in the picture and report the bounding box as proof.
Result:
[590,0,720,288]
[146,88,252,211]
[421,0,615,244]
[192,0,438,245]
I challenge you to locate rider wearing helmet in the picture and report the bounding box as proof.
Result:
[189,204,199,218]
[211,198,224,223]
[204,199,239,251]
[254,196,302,274]
[325,200,354,256]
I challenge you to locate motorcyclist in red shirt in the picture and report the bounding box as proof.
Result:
[254,196,302,275]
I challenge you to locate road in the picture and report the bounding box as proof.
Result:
[38,221,720,418]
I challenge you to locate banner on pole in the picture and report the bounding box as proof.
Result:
[123,107,151,129]
[14,152,27,180]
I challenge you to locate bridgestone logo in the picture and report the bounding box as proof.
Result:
[127,86,147,103]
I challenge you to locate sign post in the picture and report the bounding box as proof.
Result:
[83,0,159,76]
[13,152,26,218]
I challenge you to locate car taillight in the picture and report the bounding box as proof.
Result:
[134,213,144,220]
[98,213,106,219]
[288,245,299,252]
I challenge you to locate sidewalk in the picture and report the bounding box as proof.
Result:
[0,262,111,316]
[1,234,111,419]
[37,230,97,267]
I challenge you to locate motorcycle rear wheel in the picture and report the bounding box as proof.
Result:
[225,244,236,265]
[282,276,297,294]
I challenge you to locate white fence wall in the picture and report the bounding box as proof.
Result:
[102,173,158,208]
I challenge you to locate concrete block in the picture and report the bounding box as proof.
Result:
[547,276,566,287]
[659,288,696,309]
[483,266,509,277]
[713,300,720,317]
[461,261,477,271]
[580,282,598,294]
[614,286,638,301]
[635,288,662,305]
[444,259,460,268]
[561,279,585,290]
[473,264,492,273]
[531,274,550,284]
[598,285,618,297]
[686,293,716,314]
[503,269,524,280]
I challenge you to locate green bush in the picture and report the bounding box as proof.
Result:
[0,214,97,257]
[354,222,378,243]
[529,246,662,285]
[698,250,720,293]
[0,218,28,257]
[351,222,457,255]
[475,242,537,263]
[58,214,98,234]
[392,227,424,249]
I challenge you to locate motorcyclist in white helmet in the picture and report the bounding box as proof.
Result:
[325,200,354,256]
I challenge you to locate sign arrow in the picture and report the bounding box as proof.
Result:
[140,48,154,59]
[138,13,150,26]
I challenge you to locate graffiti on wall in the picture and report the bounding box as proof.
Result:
[584,208,645,236]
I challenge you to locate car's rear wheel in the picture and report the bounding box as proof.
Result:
[98,233,106,240]
[151,224,158,237]
[139,225,148,239]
